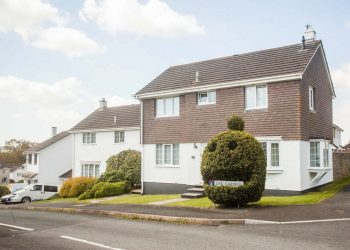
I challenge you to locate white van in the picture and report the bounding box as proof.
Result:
[5,184,58,203]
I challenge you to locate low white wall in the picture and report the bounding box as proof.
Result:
[73,129,141,177]
[37,134,73,186]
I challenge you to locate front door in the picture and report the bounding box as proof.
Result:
[187,143,205,185]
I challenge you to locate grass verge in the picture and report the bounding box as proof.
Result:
[167,176,350,208]
[99,194,180,205]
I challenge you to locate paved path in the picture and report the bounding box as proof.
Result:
[0,209,349,249]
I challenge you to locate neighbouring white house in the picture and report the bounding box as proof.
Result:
[332,124,343,148]
[9,165,25,183]
[25,128,73,186]
[70,99,141,179]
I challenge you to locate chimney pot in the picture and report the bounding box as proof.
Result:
[304,24,316,41]
[100,98,107,109]
[52,127,57,137]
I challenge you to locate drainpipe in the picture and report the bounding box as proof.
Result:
[140,101,144,194]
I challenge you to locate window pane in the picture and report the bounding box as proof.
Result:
[198,92,208,104]
[271,143,279,167]
[164,145,172,164]
[81,164,84,176]
[156,99,163,117]
[323,149,329,168]
[156,144,162,165]
[246,86,255,108]
[92,133,96,143]
[115,131,119,143]
[84,164,89,176]
[83,133,86,143]
[120,131,125,142]
[173,144,179,165]
[257,86,267,107]
[310,142,320,167]
[173,97,179,115]
[165,98,173,116]
[208,91,216,103]
[95,165,100,177]
[89,164,94,177]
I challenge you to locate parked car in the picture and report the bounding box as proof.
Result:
[1,184,58,204]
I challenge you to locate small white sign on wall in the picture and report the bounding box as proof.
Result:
[208,180,244,187]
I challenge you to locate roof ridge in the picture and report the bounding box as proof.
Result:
[169,40,321,69]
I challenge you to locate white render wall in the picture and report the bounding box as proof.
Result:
[73,129,141,178]
[143,139,333,192]
[37,134,73,187]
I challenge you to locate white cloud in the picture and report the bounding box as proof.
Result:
[30,27,105,58]
[0,0,103,57]
[79,0,205,38]
[331,63,350,145]
[346,22,350,29]
[0,75,136,143]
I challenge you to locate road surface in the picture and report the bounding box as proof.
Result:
[0,209,349,249]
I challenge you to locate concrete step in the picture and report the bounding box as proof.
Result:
[181,192,205,199]
[194,184,204,188]
[131,189,142,194]
[186,187,204,193]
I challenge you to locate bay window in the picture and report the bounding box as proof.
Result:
[260,141,280,168]
[310,141,320,167]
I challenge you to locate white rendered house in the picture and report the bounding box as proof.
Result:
[70,100,141,179]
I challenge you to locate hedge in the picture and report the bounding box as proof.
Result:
[0,186,11,197]
[201,129,266,207]
[59,177,95,198]
[78,182,127,200]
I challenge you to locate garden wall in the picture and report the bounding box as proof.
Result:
[333,152,350,181]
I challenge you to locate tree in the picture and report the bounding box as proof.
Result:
[3,139,37,164]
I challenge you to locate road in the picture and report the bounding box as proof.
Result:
[0,209,349,250]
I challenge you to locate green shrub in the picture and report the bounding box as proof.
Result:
[227,114,244,131]
[0,186,11,197]
[59,177,95,198]
[201,130,266,207]
[17,180,24,183]
[101,150,141,187]
[78,182,106,200]
[94,182,126,198]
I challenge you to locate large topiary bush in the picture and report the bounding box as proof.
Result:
[59,177,95,198]
[100,150,141,187]
[0,185,11,197]
[201,114,266,207]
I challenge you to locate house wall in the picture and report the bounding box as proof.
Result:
[10,167,25,182]
[142,80,302,144]
[300,47,333,141]
[26,154,39,173]
[333,152,350,181]
[37,134,73,187]
[73,129,141,178]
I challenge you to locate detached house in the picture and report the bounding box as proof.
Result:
[70,100,141,178]
[135,27,336,195]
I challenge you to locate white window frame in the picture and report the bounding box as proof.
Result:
[155,96,180,117]
[80,162,100,177]
[115,131,125,143]
[245,85,268,110]
[309,86,315,111]
[309,140,330,169]
[259,140,281,170]
[197,91,216,105]
[82,132,96,144]
[155,144,180,167]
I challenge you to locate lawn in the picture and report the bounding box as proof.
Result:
[99,194,180,205]
[167,176,350,208]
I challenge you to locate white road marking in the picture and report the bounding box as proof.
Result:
[0,222,34,231]
[60,236,125,250]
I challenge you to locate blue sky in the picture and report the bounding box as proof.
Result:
[0,0,349,145]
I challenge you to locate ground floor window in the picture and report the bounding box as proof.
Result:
[259,141,280,168]
[81,163,100,177]
[310,141,320,167]
[156,144,179,166]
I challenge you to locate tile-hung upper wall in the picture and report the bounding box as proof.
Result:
[301,48,333,141]
[142,80,303,144]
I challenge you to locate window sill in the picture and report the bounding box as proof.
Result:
[114,142,126,145]
[245,107,268,112]
[155,165,180,168]
[309,110,316,114]
[196,103,216,107]
[267,168,283,174]
[82,143,97,146]
[308,167,331,173]
[154,115,179,119]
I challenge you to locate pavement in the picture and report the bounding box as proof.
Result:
[1,184,350,225]
[0,209,349,249]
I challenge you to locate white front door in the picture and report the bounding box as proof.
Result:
[187,143,205,185]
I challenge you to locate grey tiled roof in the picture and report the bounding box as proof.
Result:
[27,131,70,153]
[70,104,140,131]
[59,169,72,179]
[136,40,321,96]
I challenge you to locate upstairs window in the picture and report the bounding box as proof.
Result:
[156,144,179,166]
[83,132,96,144]
[245,85,267,109]
[156,97,179,117]
[28,154,32,164]
[34,154,38,165]
[309,86,315,111]
[115,131,125,143]
[198,91,216,105]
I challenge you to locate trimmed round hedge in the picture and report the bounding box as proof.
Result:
[201,131,266,206]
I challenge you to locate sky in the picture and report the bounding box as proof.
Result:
[0,0,349,145]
